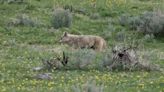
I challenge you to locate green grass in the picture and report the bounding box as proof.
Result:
[0,0,164,92]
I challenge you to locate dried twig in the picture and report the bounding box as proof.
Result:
[109,45,160,71]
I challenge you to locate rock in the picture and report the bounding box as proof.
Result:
[34,73,52,80]
[32,66,45,71]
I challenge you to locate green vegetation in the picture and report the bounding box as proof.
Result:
[0,0,164,92]
[51,8,72,29]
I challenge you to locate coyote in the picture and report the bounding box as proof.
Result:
[59,32,107,51]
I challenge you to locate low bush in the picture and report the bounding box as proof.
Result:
[119,11,164,36]
[0,0,26,4]
[51,8,72,29]
[7,14,41,27]
[36,46,162,72]
[65,49,97,69]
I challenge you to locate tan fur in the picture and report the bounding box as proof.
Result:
[59,32,107,52]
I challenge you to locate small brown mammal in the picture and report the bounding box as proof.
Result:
[59,32,107,51]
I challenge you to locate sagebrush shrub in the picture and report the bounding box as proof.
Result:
[51,8,72,29]
[7,14,41,27]
[0,0,25,4]
[119,11,164,36]
[65,49,96,69]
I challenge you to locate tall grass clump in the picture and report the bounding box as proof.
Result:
[51,8,72,29]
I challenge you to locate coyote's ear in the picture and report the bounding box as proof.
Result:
[63,32,68,36]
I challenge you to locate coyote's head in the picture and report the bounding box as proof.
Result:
[59,32,70,43]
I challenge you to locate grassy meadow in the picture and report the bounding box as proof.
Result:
[0,0,164,92]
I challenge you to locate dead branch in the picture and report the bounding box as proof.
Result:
[42,51,69,70]
[109,45,160,71]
